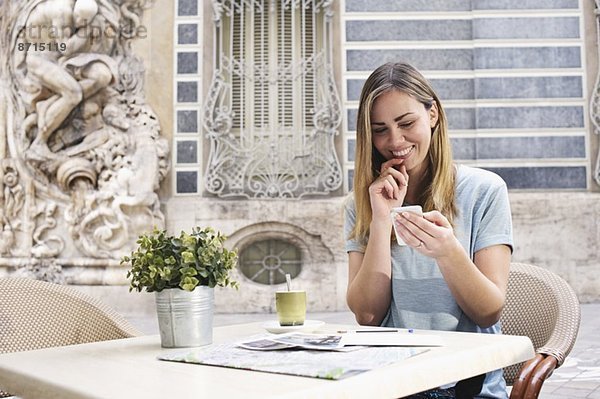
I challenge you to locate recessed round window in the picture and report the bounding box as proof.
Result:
[239,239,302,285]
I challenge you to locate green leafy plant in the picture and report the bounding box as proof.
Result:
[122,227,239,292]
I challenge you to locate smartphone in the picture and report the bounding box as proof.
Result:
[390,205,423,246]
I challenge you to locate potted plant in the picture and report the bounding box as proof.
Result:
[122,227,239,348]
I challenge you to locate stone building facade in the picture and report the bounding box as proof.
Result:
[0,0,599,319]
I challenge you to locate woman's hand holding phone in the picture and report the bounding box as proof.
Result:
[391,205,423,245]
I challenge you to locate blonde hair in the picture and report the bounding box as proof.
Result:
[350,62,457,241]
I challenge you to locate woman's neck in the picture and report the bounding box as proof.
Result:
[404,185,421,205]
[405,165,428,205]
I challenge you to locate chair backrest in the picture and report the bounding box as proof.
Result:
[500,262,581,385]
[0,277,142,397]
[0,277,141,354]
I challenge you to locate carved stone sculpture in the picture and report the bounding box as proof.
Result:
[0,0,168,280]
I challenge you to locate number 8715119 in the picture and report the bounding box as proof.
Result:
[17,42,66,52]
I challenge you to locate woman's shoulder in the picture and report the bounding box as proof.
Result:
[456,164,507,190]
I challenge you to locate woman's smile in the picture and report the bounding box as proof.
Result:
[391,145,414,159]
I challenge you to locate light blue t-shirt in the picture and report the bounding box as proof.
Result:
[344,165,513,398]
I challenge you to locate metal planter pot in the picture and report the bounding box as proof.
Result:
[155,286,214,348]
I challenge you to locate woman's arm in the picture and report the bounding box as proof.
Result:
[346,220,394,326]
[394,210,510,327]
[346,160,408,326]
[437,243,510,327]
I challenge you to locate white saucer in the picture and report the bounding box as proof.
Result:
[261,320,325,334]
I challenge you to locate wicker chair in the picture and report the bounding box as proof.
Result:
[0,277,142,398]
[501,262,581,399]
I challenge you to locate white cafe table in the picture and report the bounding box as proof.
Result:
[0,322,534,399]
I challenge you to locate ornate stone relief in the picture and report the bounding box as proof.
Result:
[0,0,168,279]
[592,0,600,185]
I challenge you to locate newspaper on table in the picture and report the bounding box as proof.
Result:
[238,331,444,350]
[158,332,430,380]
[237,332,353,351]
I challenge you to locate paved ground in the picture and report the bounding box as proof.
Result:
[127,303,600,398]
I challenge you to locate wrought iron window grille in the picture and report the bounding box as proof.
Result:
[204,0,342,198]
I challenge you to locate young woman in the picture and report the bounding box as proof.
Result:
[344,62,513,398]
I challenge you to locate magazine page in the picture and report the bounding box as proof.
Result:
[238,333,357,352]
[269,333,345,350]
[237,330,444,351]
[237,337,298,351]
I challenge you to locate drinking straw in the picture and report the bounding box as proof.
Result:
[285,274,292,291]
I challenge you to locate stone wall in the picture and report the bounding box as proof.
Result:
[510,193,600,303]
[2,0,599,323]
[342,0,591,190]
[165,197,348,313]
[94,191,600,319]
[169,193,600,311]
